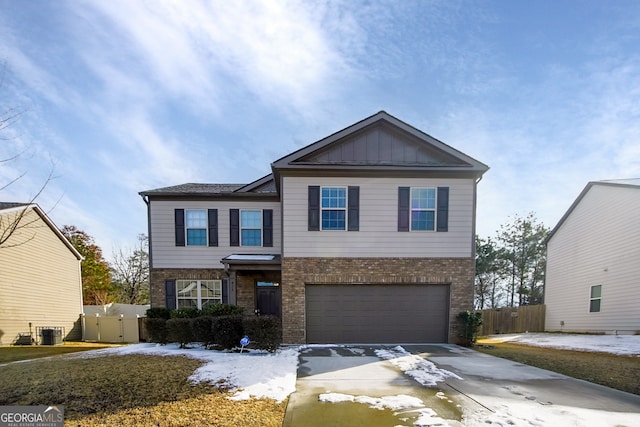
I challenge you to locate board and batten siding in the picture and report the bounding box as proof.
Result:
[282,177,476,258]
[545,184,640,333]
[149,200,282,269]
[0,208,82,345]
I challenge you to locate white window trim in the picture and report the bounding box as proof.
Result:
[185,209,207,246]
[320,186,347,231]
[589,284,602,313]
[410,187,437,232]
[240,209,262,246]
[176,279,222,309]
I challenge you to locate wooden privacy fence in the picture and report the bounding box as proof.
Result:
[478,305,546,336]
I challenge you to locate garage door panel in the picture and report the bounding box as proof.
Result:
[306,284,449,344]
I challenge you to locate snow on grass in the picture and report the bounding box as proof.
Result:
[76,343,298,402]
[375,346,462,386]
[486,333,640,356]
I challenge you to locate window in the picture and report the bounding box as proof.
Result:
[411,188,436,231]
[241,210,262,246]
[186,210,207,245]
[321,187,346,230]
[176,280,222,309]
[589,285,602,313]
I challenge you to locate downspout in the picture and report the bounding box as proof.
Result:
[471,175,483,310]
[141,194,154,307]
[141,195,153,270]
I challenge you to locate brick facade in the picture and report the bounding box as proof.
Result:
[281,257,474,344]
[150,268,280,317]
[151,259,474,345]
[150,268,227,307]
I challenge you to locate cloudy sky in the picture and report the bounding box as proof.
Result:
[1,0,639,258]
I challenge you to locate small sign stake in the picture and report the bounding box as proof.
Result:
[240,335,250,353]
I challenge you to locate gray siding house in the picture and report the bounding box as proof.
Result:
[140,112,489,344]
[545,179,640,334]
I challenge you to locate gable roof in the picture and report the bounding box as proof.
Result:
[0,203,82,260]
[545,179,640,243]
[271,111,489,180]
[139,112,489,199]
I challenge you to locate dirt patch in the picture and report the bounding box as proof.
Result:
[474,341,640,395]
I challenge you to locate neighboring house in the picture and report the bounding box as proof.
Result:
[0,203,83,345]
[140,112,489,344]
[545,179,640,334]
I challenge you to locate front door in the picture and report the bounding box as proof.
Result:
[256,281,281,317]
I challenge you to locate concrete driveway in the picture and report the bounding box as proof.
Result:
[283,344,640,426]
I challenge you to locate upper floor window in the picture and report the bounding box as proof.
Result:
[241,210,262,246]
[174,209,218,247]
[321,187,347,230]
[411,188,436,231]
[398,186,448,232]
[589,285,602,313]
[186,210,207,245]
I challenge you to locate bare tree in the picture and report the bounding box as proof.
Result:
[0,61,56,248]
[110,234,150,304]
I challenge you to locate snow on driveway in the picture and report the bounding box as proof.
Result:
[76,333,640,426]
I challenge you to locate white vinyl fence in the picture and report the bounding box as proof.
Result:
[81,314,141,343]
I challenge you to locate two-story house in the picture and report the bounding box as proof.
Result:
[140,112,489,344]
[544,179,640,334]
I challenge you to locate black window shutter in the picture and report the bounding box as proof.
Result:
[308,186,320,231]
[230,209,240,246]
[437,186,449,232]
[174,209,185,246]
[165,279,176,310]
[263,209,273,247]
[222,279,229,304]
[208,209,218,246]
[398,187,410,232]
[348,186,360,231]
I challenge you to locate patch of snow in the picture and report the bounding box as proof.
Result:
[375,346,462,386]
[413,408,454,426]
[486,333,640,356]
[318,393,424,410]
[74,343,298,402]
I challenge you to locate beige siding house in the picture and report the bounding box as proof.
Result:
[0,203,83,345]
[545,180,640,334]
[140,112,489,344]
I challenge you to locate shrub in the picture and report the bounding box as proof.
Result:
[191,316,215,346]
[146,307,171,319]
[200,303,244,317]
[166,318,194,348]
[243,316,281,352]
[145,318,168,344]
[457,310,483,347]
[212,315,244,349]
[170,307,200,318]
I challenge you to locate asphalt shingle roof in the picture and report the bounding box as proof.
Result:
[139,183,245,196]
